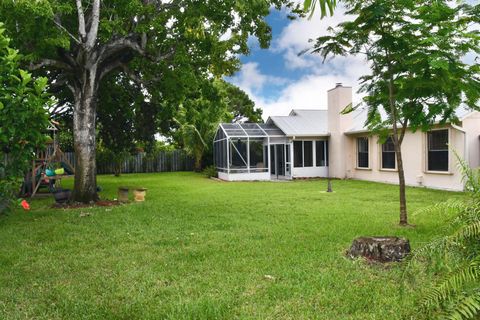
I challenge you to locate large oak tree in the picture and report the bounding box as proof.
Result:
[0,0,299,202]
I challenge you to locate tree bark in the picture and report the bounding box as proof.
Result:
[348,236,411,262]
[194,150,202,172]
[387,62,408,226]
[395,143,408,225]
[71,69,99,203]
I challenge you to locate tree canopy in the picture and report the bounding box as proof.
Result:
[171,79,262,171]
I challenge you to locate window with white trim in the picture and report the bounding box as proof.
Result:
[293,140,314,168]
[316,140,328,167]
[427,129,449,172]
[381,137,396,169]
[294,141,303,168]
[303,141,313,167]
[357,137,369,168]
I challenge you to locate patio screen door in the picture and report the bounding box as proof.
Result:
[270,144,291,179]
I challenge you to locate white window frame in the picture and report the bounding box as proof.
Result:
[303,140,314,168]
[380,136,397,171]
[356,136,370,170]
[425,128,451,174]
[315,140,329,168]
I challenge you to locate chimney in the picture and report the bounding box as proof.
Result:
[327,84,353,179]
[328,84,353,133]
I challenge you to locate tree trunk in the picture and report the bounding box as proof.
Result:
[71,70,99,203]
[387,64,409,226]
[348,236,411,262]
[194,151,202,172]
[395,143,408,225]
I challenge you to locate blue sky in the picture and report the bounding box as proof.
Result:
[227,1,478,120]
[227,5,369,119]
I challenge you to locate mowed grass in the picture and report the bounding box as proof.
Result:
[0,172,463,319]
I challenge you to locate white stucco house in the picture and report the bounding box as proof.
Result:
[213,84,480,191]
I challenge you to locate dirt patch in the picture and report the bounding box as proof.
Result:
[52,200,125,209]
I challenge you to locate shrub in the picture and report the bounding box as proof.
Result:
[0,24,50,213]
[407,154,480,319]
[203,165,217,178]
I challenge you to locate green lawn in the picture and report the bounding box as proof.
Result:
[0,173,463,319]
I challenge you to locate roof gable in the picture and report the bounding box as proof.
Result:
[268,109,329,137]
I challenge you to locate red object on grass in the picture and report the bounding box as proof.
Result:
[21,200,30,211]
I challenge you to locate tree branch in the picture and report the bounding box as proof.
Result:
[98,35,146,63]
[28,59,72,71]
[98,60,127,81]
[53,15,81,44]
[76,0,87,41]
[86,0,100,48]
[399,119,408,145]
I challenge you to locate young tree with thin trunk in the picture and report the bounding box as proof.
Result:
[0,0,300,203]
[311,0,480,225]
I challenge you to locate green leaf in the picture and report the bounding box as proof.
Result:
[19,69,32,85]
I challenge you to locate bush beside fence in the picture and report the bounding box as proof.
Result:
[64,150,194,174]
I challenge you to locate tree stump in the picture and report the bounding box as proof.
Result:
[347,237,411,262]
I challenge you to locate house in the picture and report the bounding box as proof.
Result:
[213,84,480,191]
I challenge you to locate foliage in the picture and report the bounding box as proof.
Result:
[172,79,261,171]
[304,0,337,18]
[0,174,463,319]
[173,79,227,171]
[311,0,480,225]
[0,23,51,213]
[58,128,74,153]
[202,165,217,178]
[97,74,137,158]
[217,80,263,123]
[408,155,480,319]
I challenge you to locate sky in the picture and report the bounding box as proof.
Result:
[227,1,478,120]
[227,5,368,120]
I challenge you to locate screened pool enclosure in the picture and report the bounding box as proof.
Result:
[213,123,288,181]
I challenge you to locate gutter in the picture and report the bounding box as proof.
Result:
[288,133,331,139]
[346,123,467,136]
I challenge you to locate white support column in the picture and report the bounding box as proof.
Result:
[247,137,250,174]
[227,138,230,175]
[267,137,271,176]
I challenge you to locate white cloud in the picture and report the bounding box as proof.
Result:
[229,5,369,120]
[229,62,289,97]
[239,57,369,120]
[273,5,356,70]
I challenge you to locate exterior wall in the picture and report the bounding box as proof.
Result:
[218,171,271,181]
[327,85,353,179]
[290,137,329,178]
[346,126,466,191]
[462,111,480,169]
[292,166,328,178]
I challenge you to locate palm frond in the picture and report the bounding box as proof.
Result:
[422,258,480,308]
[451,221,480,243]
[444,290,480,320]
[454,149,480,195]
[410,153,480,319]
[414,199,469,217]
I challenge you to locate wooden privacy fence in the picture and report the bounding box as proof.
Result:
[63,150,194,174]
